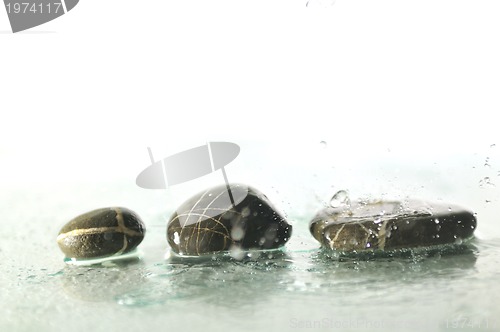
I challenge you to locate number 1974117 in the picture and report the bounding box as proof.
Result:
[6,2,62,14]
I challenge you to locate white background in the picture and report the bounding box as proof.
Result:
[1,0,499,207]
[1,4,500,330]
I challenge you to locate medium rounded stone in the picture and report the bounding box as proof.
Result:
[310,199,476,251]
[57,207,146,259]
[167,184,293,256]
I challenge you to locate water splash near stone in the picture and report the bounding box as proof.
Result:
[329,190,351,208]
[306,0,336,7]
[479,177,495,188]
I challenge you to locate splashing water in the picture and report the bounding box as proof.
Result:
[484,157,491,168]
[479,177,495,188]
[330,190,351,208]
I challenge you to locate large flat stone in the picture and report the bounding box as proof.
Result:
[310,199,476,251]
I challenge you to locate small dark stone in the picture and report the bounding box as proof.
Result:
[57,207,146,259]
[310,199,476,251]
[167,184,293,256]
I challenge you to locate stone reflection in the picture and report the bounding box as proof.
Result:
[164,250,295,307]
[308,243,478,287]
[61,258,146,302]
[110,250,295,308]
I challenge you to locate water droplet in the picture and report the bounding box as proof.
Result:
[319,141,327,148]
[117,296,136,306]
[455,237,463,245]
[448,207,452,212]
[329,190,351,208]
[365,243,371,248]
[491,144,496,148]
[48,270,63,277]
[436,234,440,238]
[479,177,495,188]
[374,218,382,224]
[434,218,440,224]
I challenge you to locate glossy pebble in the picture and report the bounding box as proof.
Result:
[167,184,293,256]
[310,199,476,251]
[57,207,145,259]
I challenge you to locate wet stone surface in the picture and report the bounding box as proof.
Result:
[57,207,146,259]
[167,184,293,256]
[310,199,477,251]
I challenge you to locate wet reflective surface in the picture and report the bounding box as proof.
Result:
[1,180,500,332]
[310,197,476,251]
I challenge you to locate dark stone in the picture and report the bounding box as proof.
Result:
[57,207,145,259]
[167,184,292,256]
[310,199,476,251]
